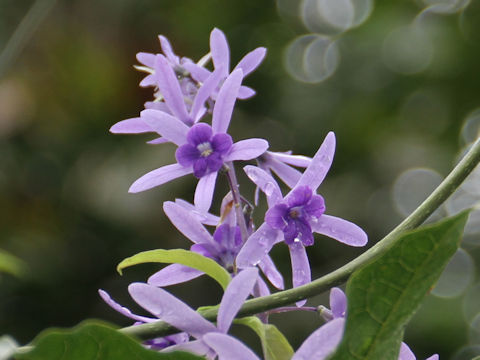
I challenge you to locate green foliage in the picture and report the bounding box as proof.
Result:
[329,211,469,360]
[0,249,26,278]
[117,249,231,290]
[236,316,294,360]
[14,320,204,360]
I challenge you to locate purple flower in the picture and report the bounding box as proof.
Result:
[236,132,368,296]
[98,289,189,350]
[128,69,269,211]
[129,268,260,359]
[148,201,284,291]
[184,28,266,100]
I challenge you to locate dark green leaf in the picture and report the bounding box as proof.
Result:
[236,316,294,360]
[15,320,204,360]
[117,249,231,290]
[329,211,469,360]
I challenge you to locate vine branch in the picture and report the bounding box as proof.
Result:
[121,138,480,340]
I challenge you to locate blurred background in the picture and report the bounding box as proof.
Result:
[1,0,480,358]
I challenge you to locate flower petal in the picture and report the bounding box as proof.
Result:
[194,171,218,212]
[176,144,199,167]
[291,318,345,360]
[129,163,192,193]
[236,223,283,268]
[163,201,216,245]
[141,109,189,146]
[210,28,230,77]
[289,241,311,295]
[265,203,289,230]
[212,69,243,134]
[147,137,168,145]
[223,138,269,162]
[211,133,233,154]
[110,117,152,134]
[218,268,258,333]
[244,165,283,207]
[330,287,347,319]
[190,66,224,121]
[294,131,336,192]
[148,263,204,287]
[187,123,213,145]
[259,255,285,290]
[163,340,212,357]
[234,47,266,76]
[312,214,368,247]
[203,333,260,360]
[98,290,155,323]
[128,283,217,338]
[154,55,191,124]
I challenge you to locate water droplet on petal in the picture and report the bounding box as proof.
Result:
[265,182,276,197]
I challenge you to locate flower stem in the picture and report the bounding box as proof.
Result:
[121,138,480,340]
[224,161,249,243]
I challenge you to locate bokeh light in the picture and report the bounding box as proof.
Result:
[284,34,339,83]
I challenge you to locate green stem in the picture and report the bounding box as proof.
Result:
[121,138,480,340]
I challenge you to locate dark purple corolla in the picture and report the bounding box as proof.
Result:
[127,69,269,211]
[236,132,368,299]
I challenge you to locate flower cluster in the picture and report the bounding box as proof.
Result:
[101,28,436,359]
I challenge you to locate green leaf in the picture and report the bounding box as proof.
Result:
[117,249,231,290]
[236,316,294,360]
[329,211,469,360]
[0,249,26,278]
[15,320,204,360]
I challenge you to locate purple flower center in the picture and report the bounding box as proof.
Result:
[265,186,325,246]
[176,123,233,178]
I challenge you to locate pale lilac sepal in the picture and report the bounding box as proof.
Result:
[399,342,416,360]
[163,201,216,245]
[98,290,154,323]
[270,152,312,168]
[210,28,230,77]
[255,276,271,297]
[224,139,269,162]
[218,268,258,333]
[294,131,335,192]
[163,339,211,357]
[238,86,256,99]
[291,318,345,360]
[236,223,283,268]
[141,109,189,146]
[312,214,368,247]
[190,66,223,123]
[194,171,218,212]
[129,163,192,193]
[184,62,210,83]
[244,165,282,207]
[147,137,168,145]
[268,160,303,189]
[212,69,243,134]
[148,263,204,287]
[128,283,217,339]
[426,355,439,360]
[258,254,284,290]
[137,52,155,67]
[289,242,310,306]
[154,55,191,124]
[330,287,347,318]
[158,35,179,64]
[110,117,152,134]
[174,198,220,226]
[203,333,260,360]
[139,75,156,87]
[234,47,266,76]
